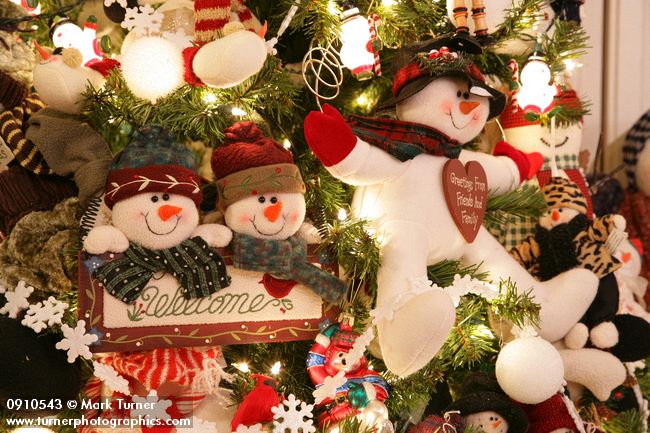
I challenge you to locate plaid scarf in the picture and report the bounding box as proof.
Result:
[347,115,463,161]
[94,236,230,304]
[231,233,347,304]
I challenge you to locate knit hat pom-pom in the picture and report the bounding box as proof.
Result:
[212,121,294,179]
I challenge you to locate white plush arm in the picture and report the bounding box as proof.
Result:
[458,149,521,195]
[83,225,130,254]
[327,138,408,186]
[298,222,322,244]
[192,224,233,248]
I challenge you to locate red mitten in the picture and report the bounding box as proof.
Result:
[493,140,544,181]
[304,104,357,167]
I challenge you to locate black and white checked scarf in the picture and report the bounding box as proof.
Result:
[94,236,231,304]
[623,108,650,190]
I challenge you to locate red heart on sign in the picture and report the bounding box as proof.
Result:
[442,159,488,243]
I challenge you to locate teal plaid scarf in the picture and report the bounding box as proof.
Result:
[231,233,347,304]
[94,236,230,304]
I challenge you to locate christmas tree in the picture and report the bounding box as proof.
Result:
[0,1,649,433]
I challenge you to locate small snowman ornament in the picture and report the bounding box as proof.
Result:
[614,239,649,319]
[304,35,599,377]
[84,125,232,304]
[495,89,590,250]
[211,121,347,304]
[446,372,528,433]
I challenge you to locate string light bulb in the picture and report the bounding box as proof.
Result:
[231,106,247,116]
[517,50,557,114]
[271,361,281,375]
[339,5,375,80]
[282,138,292,149]
[234,362,250,373]
[337,208,348,220]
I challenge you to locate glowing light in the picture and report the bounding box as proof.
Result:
[203,92,217,105]
[282,138,292,149]
[563,59,581,72]
[355,94,368,106]
[517,52,557,114]
[339,7,375,80]
[471,324,495,340]
[234,362,250,373]
[231,106,247,116]
[381,0,397,6]
[327,0,339,15]
[12,428,55,433]
[271,361,281,375]
[338,208,348,221]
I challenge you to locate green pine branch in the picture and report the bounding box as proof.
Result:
[485,185,547,226]
[489,278,540,329]
[601,410,646,433]
[542,19,590,74]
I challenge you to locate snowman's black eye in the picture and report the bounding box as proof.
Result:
[463,92,470,99]
[270,197,278,204]
[258,196,266,203]
[457,90,462,98]
[151,195,159,202]
[162,193,170,201]
[559,208,563,213]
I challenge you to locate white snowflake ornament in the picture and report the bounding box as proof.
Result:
[21,296,68,332]
[121,4,164,37]
[162,29,193,50]
[187,416,218,433]
[272,394,315,433]
[313,370,346,405]
[93,361,131,395]
[104,0,128,8]
[55,320,99,363]
[131,390,172,421]
[0,280,34,318]
[343,326,375,367]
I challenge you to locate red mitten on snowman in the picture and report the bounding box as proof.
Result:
[83,125,232,304]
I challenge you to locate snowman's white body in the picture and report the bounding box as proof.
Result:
[323,77,598,377]
[614,239,649,321]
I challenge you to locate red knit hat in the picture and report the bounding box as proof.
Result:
[520,393,580,433]
[500,89,584,130]
[211,122,305,209]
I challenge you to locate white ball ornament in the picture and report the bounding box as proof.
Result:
[495,336,564,404]
[121,36,184,102]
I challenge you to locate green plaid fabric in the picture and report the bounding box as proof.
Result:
[486,154,580,250]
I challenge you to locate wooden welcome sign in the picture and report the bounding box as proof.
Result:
[78,246,338,352]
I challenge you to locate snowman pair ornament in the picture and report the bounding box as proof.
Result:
[304,36,600,377]
[84,125,232,303]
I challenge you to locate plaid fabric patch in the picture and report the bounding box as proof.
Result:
[392,63,427,97]
[623,108,650,190]
[486,164,593,250]
[543,153,579,171]
[347,115,463,161]
[95,236,230,304]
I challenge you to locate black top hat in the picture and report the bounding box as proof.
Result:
[380,33,505,119]
[446,372,529,433]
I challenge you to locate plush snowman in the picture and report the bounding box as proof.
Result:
[84,125,232,304]
[183,0,267,89]
[447,372,528,433]
[495,89,590,250]
[303,36,599,377]
[614,239,649,320]
[49,16,103,65]
[211,121,347,304]
[32,46,109,115]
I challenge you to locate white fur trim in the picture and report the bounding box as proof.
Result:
[315,334,330,348]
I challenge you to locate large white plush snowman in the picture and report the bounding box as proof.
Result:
[210,121,347,304]
[304,38,599,377]
[496,89,591,250]
[84,125,232,304]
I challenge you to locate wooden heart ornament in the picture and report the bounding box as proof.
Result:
[442,159,488,243]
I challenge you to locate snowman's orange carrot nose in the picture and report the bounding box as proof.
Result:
[460,101,480,114]
[159,205,182,221]
[264,201,283,222]
[552,209,560,221]
[34,40,51,61]
[491,419,503,429]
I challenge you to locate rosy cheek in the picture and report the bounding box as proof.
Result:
[440,100,453,113]
[238,214,250,224]
[290,212,300,223]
